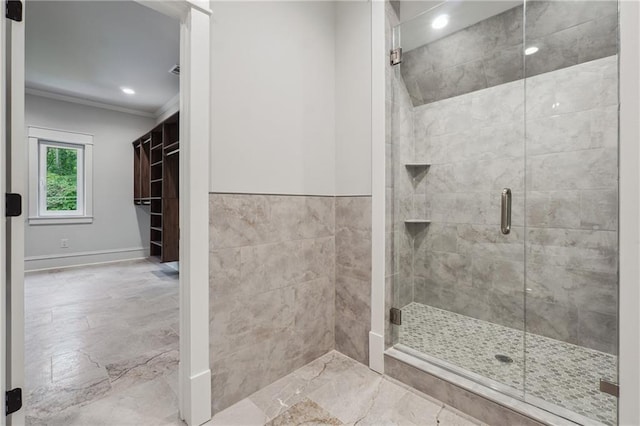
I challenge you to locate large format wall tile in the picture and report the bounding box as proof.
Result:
[210,193,374,413]
[209,193,337,413]
[400,1,617,106]
[335,197,372,365]
[407,56,618,353]
[209,194,335,249]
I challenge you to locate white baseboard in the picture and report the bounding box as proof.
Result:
[369,331,385,373]
[24,247,149,271]
[182,368,212,426]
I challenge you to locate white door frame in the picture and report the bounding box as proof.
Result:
[136,2,213,424]
[2,1,212,424]
[1,7,8,426]
[618,1,640,423]
[370,2,640,424]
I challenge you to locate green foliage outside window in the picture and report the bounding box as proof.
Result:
[46,146,78,211]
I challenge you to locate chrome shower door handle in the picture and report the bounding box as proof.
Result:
[501,188,512,235]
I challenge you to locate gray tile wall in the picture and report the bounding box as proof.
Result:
[409,55,618,354]
[209,194,336,413]
[335,197,372,365]
[210,193,373,413]
[400,1,617,107]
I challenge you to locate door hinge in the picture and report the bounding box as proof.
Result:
[390,307,402,325]
[5,388,22,416]
[5,193,22,217]
[600,379,619,397]
[5,0,22,22]
[390,48,402,66]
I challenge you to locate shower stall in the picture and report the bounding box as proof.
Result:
[384,1,619,425]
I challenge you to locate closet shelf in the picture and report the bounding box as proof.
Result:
[151,227,162,232]
[151,160,163,167]
[405,163,430,168]
[150,241,162,247]
[164,141,179,151]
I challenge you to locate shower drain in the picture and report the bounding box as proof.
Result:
[495,354,514,364]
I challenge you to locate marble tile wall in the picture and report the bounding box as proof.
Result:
[523,55,618,354]
[335,197,372,365]
[410,55,618,353]
[400,1,617,107]
[210,193,373,413]
[209,193,336,413]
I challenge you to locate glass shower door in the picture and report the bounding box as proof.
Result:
[387,0,527,397]
[523,1,619,425]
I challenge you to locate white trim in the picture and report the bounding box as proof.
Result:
[178,7,211,425]
[28,125,93,144]
[154,93,180,123]
[619,1,640,424]
[370,0,386,374]
[25,88,155,118]
[28,216,94,225]
[368,331,384,373]
[0,9,7,426]
[25,246,146,261]
[24,247,148,271]
[28,129,94,224]
[7,7,26,424]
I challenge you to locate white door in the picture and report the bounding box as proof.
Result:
[2,1,26,425]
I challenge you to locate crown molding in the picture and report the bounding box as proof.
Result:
[25,87,156,118]
[154,92,180,123]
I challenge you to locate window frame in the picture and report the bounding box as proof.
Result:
[28,126,93,225]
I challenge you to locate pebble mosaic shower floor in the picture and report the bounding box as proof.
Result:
[398,303,617,426]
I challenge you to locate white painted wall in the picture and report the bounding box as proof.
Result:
[24,94,156,270]
[210,1,372,196]
[210,1,336,196]
[335,1,372,196]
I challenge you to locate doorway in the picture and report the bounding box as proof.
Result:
[24,1,181,424]
[2,1,211,425]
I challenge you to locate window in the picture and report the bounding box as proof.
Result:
[28,127,93,224]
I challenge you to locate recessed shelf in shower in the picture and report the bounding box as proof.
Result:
[404,163,430,168]
[405,163,430,180]
[404,219,431,225]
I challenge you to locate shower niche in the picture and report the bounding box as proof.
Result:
[385,1,619,425]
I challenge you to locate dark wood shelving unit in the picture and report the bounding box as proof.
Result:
[132,112,179,262]
[162,113,179,263]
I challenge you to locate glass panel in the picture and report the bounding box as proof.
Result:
[385,1,527,397]
[523,1,619,424]
[45,145,79,212]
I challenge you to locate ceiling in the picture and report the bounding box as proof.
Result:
[399,1,521,52]
[26,1,180,115]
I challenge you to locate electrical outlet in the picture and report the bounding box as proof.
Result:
[60,238,69,248]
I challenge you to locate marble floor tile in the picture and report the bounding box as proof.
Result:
[25,259,180,425]
[266,399,341,426]
[205,399,267,426]
[212,351,485,426]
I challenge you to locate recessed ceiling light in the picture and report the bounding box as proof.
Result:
[121,87,135,95]
[525,46,539,55]
[431,14,449,30]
